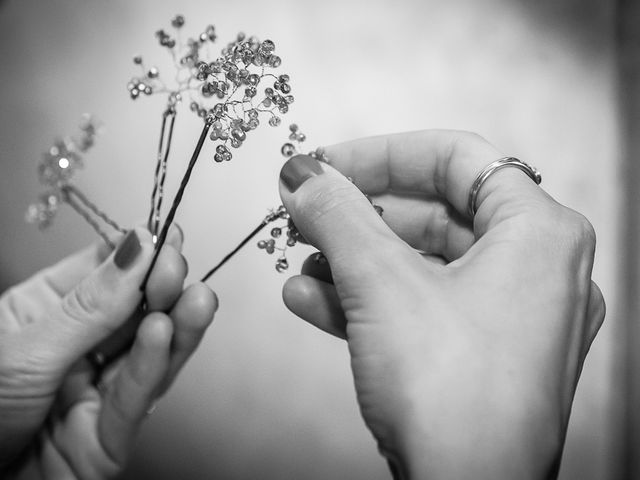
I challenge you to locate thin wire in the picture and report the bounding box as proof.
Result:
[201,219,269,281]
[62,188,116,249]
[64,185,126,234]
[140,118,213,291]
[147,108,177,237]
[147,110,169,233]
[153,111,176,236]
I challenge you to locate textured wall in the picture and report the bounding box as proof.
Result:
[0,0,620,478]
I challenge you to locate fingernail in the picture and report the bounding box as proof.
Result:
[114,230,142,270]
[280,154,324,193]
[175,223,184,245]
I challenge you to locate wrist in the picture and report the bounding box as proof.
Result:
[387,386,566,480]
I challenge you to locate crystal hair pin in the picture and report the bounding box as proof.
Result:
[129,16,294,290]
[26,115,126,249]
[202,124,383,279]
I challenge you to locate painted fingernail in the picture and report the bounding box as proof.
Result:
[280,154,324,193]
[114,230,142,270]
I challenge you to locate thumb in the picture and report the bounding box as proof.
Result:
[279,154,400,276]
[34,228,154,370]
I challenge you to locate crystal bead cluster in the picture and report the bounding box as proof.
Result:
[255,206,306,273]
[252,124,383,272]
[128,16,296,289]
[127,15,293,164]
[26,116,126,247]
[26,116,99,229]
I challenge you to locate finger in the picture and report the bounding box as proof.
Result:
[585,281,606,345]
[298,250,445,298]
[31,224,182,300]
[55,358,95,417]
[85,226,187,369]
[144,245,188,312]
[421,253,448,265]
[283,275,347,339]
[87,240,188,369]
[159,283,217,394]
[98,312,172,466]
[322,130,546,230]
[371,192,474,260]
[279,155,417,284]
[164,223,184,251]
[36,241,114,297]
[31,227,155,370]
[301,252,333,284]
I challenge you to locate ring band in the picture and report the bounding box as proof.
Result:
[467,157,542,217]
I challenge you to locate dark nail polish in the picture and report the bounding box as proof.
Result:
[280,154,324,193]
[114,230,142,270]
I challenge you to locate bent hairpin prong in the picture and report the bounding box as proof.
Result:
[147,107,177,241]
[62,185,126,249]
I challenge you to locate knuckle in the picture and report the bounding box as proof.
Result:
[457,130,488,145]
[560,208,597,255]
[449,130,490,155]
[295,182,362,224]
[61,277,102,323]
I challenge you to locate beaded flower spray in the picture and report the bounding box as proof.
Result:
[202,124,383,279]
[26,115,127,249]
[126,16,295,289]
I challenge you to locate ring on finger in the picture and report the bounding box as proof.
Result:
[467,156,542,217]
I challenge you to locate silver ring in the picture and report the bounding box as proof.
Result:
[467,157,542,217]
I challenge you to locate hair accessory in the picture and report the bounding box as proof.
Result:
[26,115,126,249]
[201,125,383,279]
[467,156,541,217]
[136,16,294,290]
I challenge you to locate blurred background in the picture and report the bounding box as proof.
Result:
[0,0,635,478]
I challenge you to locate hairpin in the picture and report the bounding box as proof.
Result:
[26,115,126,249]
[201,124,384,279]
[132,16,294,290]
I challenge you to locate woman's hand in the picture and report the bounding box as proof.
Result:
[0,226,217,479]
[279,130,605,480]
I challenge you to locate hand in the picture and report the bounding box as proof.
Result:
[0,226,217,479]
[278,131,605,480]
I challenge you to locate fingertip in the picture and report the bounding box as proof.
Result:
[137,312,173,350]
[132,226,154,246]
[173,282,218,328]
[282,274,309,312]
[145,245,188,311]
[165,223,184,251]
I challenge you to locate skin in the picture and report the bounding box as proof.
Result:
[279,130,605,480]
[0,226,217,479]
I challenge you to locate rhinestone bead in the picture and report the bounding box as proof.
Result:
[281,143,296,157]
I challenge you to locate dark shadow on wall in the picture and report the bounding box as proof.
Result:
[512,0,613,59]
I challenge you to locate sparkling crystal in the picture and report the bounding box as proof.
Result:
[281,143,296,157]
[276,257,289,273]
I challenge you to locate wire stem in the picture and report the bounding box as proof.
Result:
[201,219,269,281]
[62,187,117,248]
[65,185,126,234]
[140,118,213,291]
